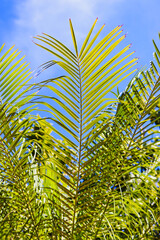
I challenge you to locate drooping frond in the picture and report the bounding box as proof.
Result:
[0,45,50,239]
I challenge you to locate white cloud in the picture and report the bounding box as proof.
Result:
[14,0,96,41]
[13,0,125,41]
[3,0,126,70]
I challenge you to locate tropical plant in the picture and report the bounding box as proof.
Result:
[0,19,160,239]
[0,44,41,238]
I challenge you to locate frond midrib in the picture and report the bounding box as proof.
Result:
[71,55,83,237]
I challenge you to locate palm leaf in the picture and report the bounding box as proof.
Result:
[0,45,52,239]
[33,19,138,239]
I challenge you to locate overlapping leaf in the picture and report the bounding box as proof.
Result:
[0,45,52,239]
[78,39,160,238]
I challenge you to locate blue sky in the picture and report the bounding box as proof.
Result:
[1,0,160,91]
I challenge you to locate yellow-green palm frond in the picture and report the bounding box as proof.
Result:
[0,45,49,239]
[32,19,138,239]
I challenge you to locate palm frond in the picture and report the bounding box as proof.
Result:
[32,19,139,238]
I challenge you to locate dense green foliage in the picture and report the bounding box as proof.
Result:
[0,20,160,239]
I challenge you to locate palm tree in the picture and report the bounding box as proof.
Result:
[0,19,159,239]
